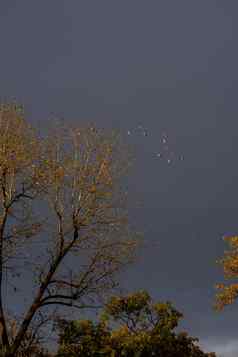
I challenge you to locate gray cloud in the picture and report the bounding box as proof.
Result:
[201,338,238,357]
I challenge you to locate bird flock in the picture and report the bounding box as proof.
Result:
[126,125,184,165]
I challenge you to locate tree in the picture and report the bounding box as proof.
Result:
[214,235,238,310]
[56,291,216,357]
[4,313,54,357]
[0,104,138,356]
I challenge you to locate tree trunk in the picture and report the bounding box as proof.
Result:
[0,213,9,350]
[9,252,65,356]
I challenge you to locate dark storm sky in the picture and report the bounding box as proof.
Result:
[1,1,238,355]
